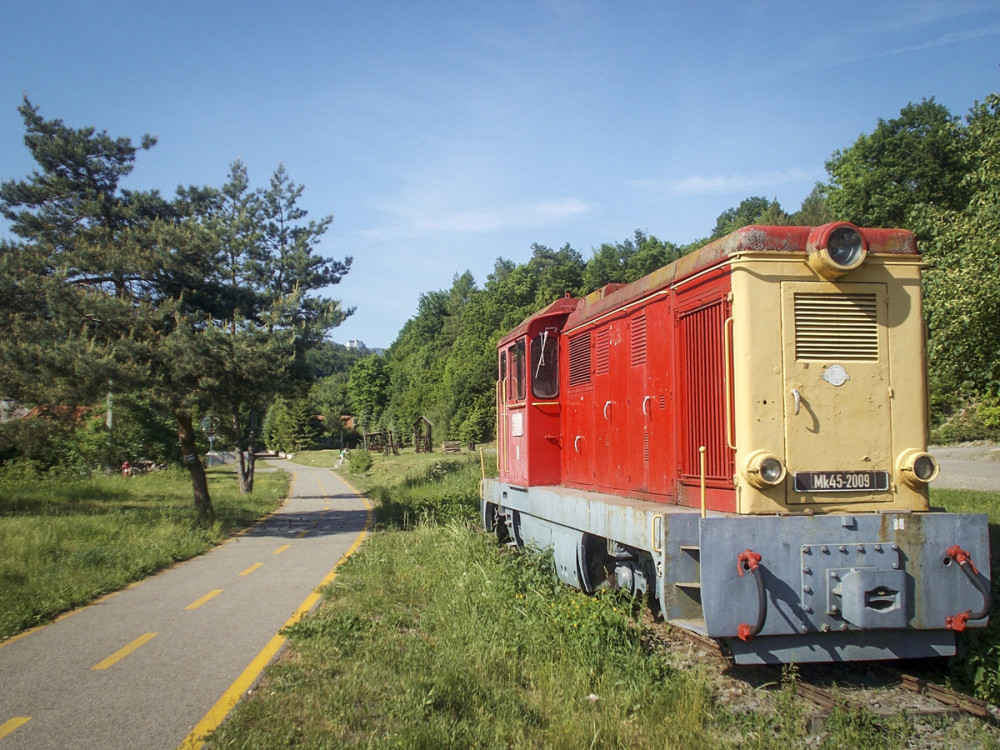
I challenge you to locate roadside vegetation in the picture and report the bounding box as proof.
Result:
[0,462,287,641]
[208,451,1000,749]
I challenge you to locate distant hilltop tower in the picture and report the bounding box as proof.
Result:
[345,339,366,350]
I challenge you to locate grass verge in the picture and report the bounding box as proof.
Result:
[209,452,1000,748]
[0,462,287,641]
[210,521,716,748]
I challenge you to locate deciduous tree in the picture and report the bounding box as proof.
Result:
[824,99,966,230]
[915,95,1000,402]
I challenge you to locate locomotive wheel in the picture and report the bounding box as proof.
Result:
[486,503,511,545]
[482,501,498,533]
[579,533,615,593]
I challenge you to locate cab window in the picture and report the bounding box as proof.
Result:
[531,330,559,399]
[509,338,526,401]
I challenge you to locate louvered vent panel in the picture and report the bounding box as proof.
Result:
[631,313,647,367]
[568,333,592,387]
[680,302,731,480]
[595,328,611,375]
[794,293,878,361]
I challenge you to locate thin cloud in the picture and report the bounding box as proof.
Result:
[629,168,817,198]
[369,196,591,237]
[840,21,1000,66]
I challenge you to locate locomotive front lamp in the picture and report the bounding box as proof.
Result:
[745,450,786,489]
[897,449,940,487]
[806,222,868,279]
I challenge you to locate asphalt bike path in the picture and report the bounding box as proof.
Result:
[0,458,370,749]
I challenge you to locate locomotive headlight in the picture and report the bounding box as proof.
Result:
[745,450,786,489]
[897,449,940,487]
[827,226,865,267]
[806,222,868,279]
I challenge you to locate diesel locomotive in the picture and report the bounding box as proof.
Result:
[481,222,991,664]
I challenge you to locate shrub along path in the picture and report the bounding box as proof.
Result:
[0,459,370,750]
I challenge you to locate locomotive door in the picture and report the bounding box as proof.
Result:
[628,310,650,495]
[500,338,529,486]
[677,293,735,510]
[597,319,630,490]
[780,282,893,501]
[565,330,595,486]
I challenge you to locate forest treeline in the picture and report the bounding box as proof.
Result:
[346,94,1000,446]
[3,93,999,505]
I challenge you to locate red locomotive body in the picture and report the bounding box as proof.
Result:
[498,230,765,512]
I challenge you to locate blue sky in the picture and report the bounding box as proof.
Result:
[2,1,999,348]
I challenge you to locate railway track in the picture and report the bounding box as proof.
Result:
[665,625,999,734]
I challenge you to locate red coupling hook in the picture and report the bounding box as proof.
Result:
[737,549,761,577]
[946,545,979,574]
[944,544,991,626]
[736,549,767,641]
[946,611,971,633]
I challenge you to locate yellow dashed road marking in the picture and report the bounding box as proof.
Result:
[92,632,157,671]
[0,717,30,739]
[185,590,223,611]
[239,563,263,577]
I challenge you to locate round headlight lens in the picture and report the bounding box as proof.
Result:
[913,454,938,482]
[806,223,868,278]
[759,457,784,484]
[745,450,786,489]
[827,226,864,268]
[897,449,939,487]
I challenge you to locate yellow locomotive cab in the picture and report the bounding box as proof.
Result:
[731,227,932,515]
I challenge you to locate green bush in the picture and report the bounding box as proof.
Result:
[369,458,480,529]
[457,402,494,444]
[930,400,1000,444]
[347,449,374,474]
[0,396,180,473]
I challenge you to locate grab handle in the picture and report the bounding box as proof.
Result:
[723,317,736,449]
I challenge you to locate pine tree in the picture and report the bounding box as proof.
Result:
[0,99,352,514]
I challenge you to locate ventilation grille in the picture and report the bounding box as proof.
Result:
[595,328,610,375]
[679,302,731,480]
[631,313,647,367]
[568,333,592,387]
[794,293,878,361]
